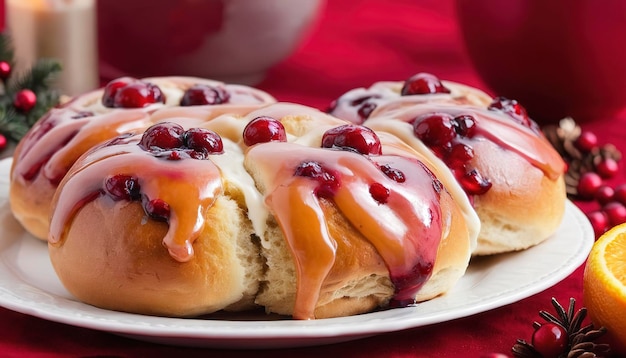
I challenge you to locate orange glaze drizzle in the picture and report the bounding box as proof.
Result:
[48,134,223,262]
[248,143,443,319]
[371,104,566,180]
[13,104,153,184]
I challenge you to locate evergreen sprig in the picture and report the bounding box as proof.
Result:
[0,33,62,142]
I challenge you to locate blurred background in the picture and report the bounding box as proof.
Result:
[3,0,626,124]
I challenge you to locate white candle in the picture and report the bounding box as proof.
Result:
[7,0,98,96]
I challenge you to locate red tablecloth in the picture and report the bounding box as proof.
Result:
[1,1,624,357]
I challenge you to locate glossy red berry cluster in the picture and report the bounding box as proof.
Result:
[102,77,165,108]
[104,174,141,201]
[567,129,624,237]
[180,84,230,106]
[294,161,341,199]
[412,112,491,195]
[103,174,171,221]
[139,122,224,160]
[488,97,533,128]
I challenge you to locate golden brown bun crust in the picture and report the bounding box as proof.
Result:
[49,195,262,317]
[470,141,566,255]
[9,137,51,240]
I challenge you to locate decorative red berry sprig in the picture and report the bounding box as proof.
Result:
[511,298,609,358]
[542,118,623,238]
[0,33,62,147]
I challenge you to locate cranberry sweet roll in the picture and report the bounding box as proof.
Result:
[10,76,275,240]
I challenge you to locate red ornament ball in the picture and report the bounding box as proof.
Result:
[0,134,6,151]
[0,61,11,80]
[13,89,37,112]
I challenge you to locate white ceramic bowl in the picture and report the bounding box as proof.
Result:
[98,0,325,84]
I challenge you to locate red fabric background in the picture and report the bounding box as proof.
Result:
[1,0,624,357]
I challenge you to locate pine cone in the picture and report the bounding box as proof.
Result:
[542,118,622,199]
[512,298,610,358]
[567,327,611,358]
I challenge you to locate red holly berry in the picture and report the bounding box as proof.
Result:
[574,131,598,153]
[531,323,568,358]
[0,61,11,80]
[577,172,603,200]
[594,185,615,205]
[603,201,626,226]
[595,157,619,179]
[13,89,37,112]
[613,184,626,204]
[587,210,610,238]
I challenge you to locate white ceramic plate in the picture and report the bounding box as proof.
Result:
[0,158,593,349]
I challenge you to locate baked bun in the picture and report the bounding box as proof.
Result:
[328,72,494,124]
[10,76,275,240]
[48,103,479,319]
[329,73,567,255]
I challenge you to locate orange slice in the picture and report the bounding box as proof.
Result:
[583,222,626,353]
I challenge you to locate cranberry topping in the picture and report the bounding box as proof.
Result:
[401,73,451,96]
[358,101,377,119]
[446,143,474,169]
[488,97,532,128]
[114,83,164,108]
[321,124,382,155]
[389,260,434,307]
[294,161,341,198]
[350,95,381,121]
[139,122,185,151]
[104,174,141,201]
[102,77,134,107]
[369,182,390,204]
[327,94,381,123]
[432,178,444,194]
[139,122,224,160]
[143,198,171,221]
[180,84,230,106]
[453,114,477,137]
[458,169,492,195]
[70,111,95,119]
[102,77,165,108]
[418,161,444,195]
[412,112,492,196]
[379,163,406,183]
[183,127,224,156]
[413,113,457,149]
[242,116,287,146]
